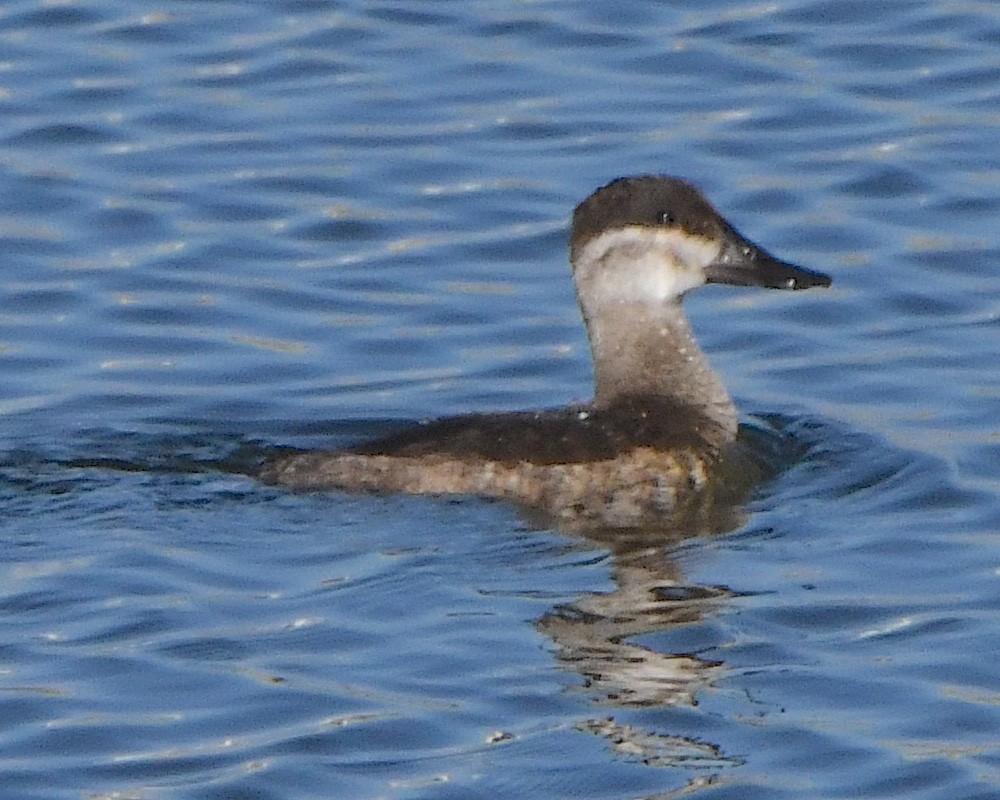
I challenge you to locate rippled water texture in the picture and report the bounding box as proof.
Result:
[2,2,1000,799]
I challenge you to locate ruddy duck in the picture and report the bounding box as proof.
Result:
[260,176,831,527]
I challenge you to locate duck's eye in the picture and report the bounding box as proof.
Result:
[659,211,675,225]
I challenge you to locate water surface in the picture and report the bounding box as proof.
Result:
[2,2,1000,798]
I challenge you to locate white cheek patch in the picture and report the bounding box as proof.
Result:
[576,227,721,305]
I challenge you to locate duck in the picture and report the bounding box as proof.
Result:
[259,176,831,528]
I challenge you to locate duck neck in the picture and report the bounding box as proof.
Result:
[583,298,738,440]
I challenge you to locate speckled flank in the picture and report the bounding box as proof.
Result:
[260,446,711,529]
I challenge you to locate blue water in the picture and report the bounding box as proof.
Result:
[3,1,1000,798]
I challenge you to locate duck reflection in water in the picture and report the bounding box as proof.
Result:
[260,177,830,782]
